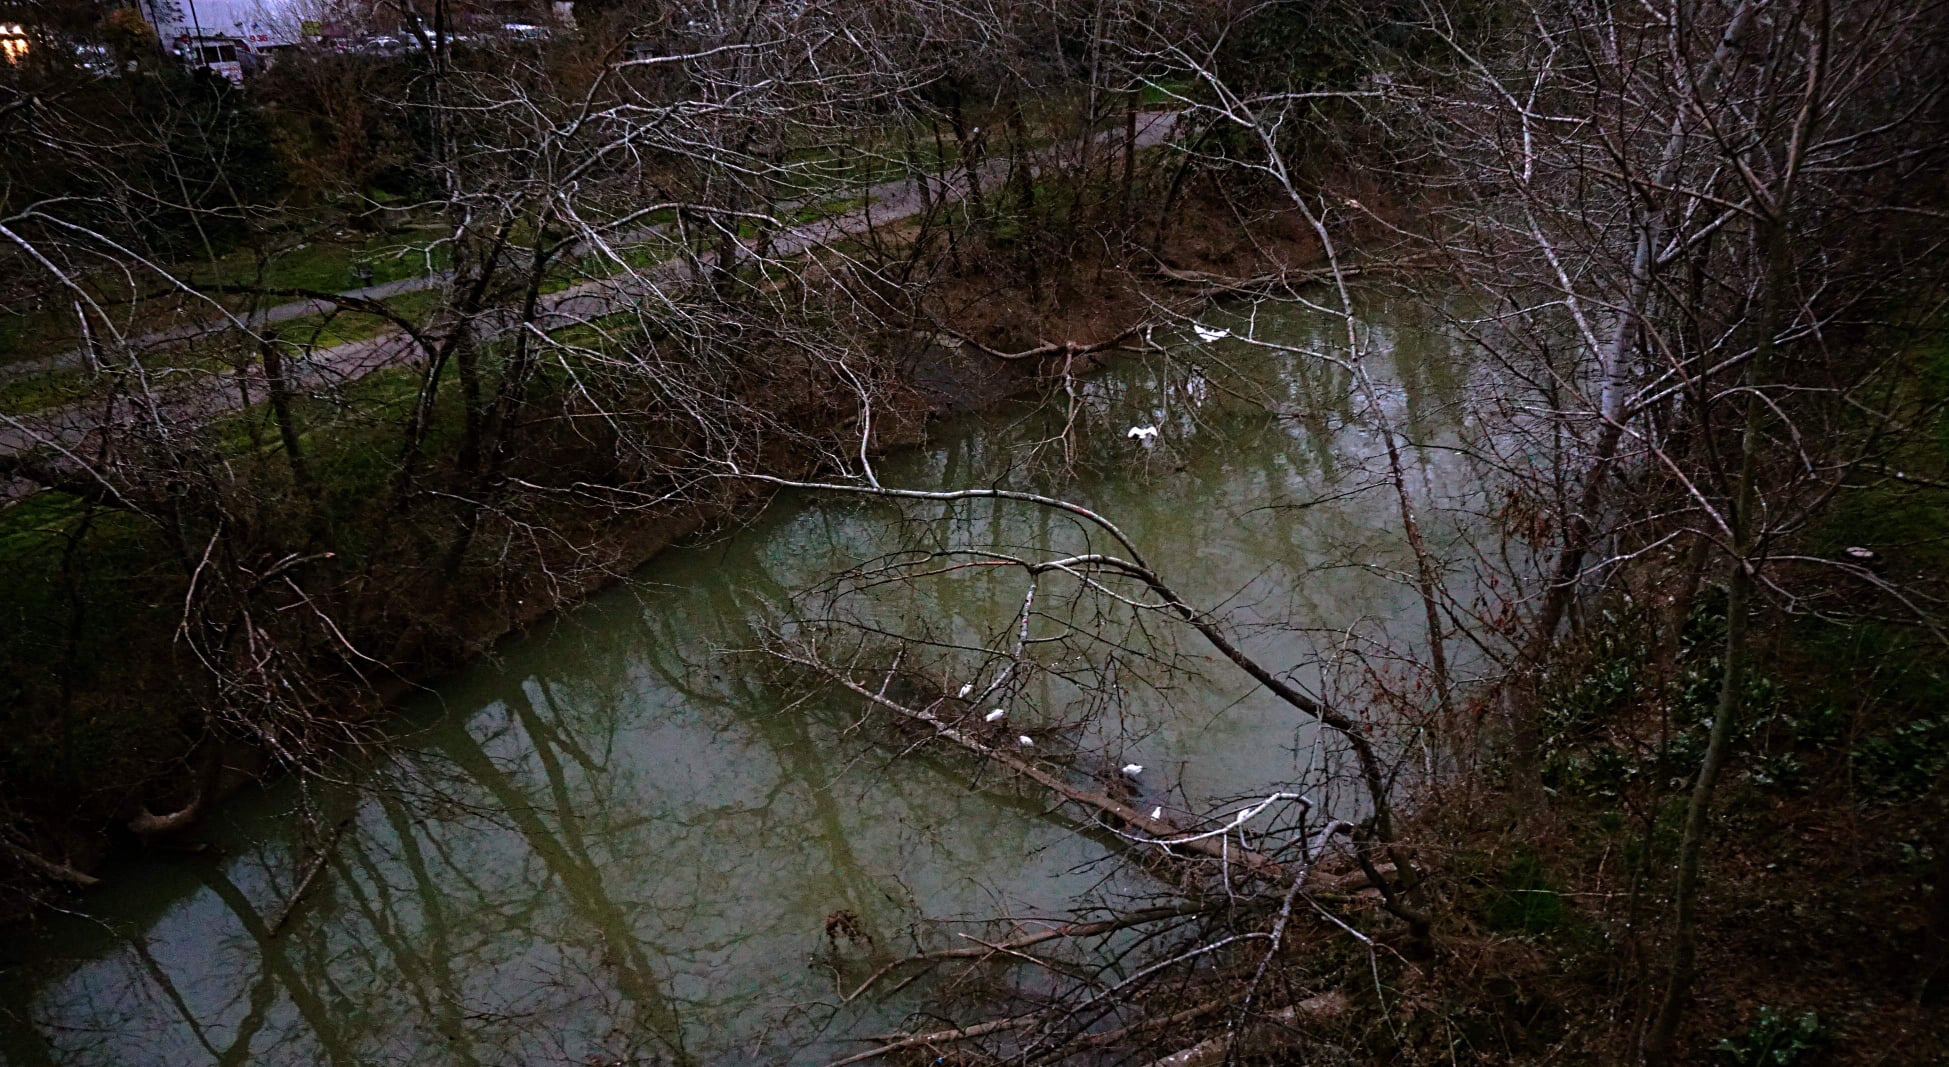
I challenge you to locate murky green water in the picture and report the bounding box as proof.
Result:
[0,301,1482,1066]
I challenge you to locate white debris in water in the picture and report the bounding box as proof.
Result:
[1193,324,1230,343]
[985,708,1006,722]
[1121,764,1144,776]
[1126,425,1159,441]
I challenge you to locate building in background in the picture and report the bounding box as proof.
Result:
[142,0,302,53]
[140,0,307,80]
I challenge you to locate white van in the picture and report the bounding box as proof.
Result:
[175,36,245,84]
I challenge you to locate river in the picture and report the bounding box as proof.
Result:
[0,297,1484,1066]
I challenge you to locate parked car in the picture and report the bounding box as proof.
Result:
[73,42,119,77]
[357,29,467,56]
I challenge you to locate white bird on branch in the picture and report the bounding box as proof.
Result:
[985,708,1006,722]
[1126,425,1159,442]
[1192,324,1230,343]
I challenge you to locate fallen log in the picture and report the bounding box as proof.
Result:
[840,901,1216,1002]
[1142,991,1351,1067]
[791,653,1359,884]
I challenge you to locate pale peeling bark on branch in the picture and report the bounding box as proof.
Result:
[789,650,1380,885]
[822,1012,1041,1067]
[1141,992,1351,1067]
[923,307,1155,362]
[125,742,223,839]
[838,902,1218,1002]
[731,474,1404,842]
[824,989,1349,1067]
[1,839,100,887]
[1152,260,1411,297]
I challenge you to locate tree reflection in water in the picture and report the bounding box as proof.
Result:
[1,308,1483,1065]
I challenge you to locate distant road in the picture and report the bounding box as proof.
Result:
[0,112,1182,470]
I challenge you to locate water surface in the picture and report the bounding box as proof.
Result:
[0,299,1485,1065]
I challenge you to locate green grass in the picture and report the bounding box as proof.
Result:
[0,225,449,369]
[1484,852,1568,936]
[0,287,442,416]
[2,191,870,403]
[207,303,645,462]
[777,129,962,191]
[0,489,184,798]
[538,195,869,291]
[0,366,97,413]
[267,287,443,349]
[0,289,628,802]
[197,225,450,293]
[1139,78,1194,105]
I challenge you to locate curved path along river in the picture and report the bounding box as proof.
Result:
[0,112,1184,472]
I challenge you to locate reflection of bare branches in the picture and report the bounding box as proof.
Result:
[732,476,1411,859]
[744,453,1430,1059]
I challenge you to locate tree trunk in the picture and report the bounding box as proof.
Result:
[1005,100,1042,301]
[260,332,319,516]
[1922,766,1949,1003]
[1641,543,1751,1066]
[1645,89,1805,1051]
[1122,92,1139,225]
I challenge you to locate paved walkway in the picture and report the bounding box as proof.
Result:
[0,272,461,384]
[0,112,1182,470]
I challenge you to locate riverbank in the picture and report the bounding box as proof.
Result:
[6,204,1947,1067]
[12,179,1943,1067]
[0,177,1333,918]
[1264,564,1949,1065]
[0,264,1453,1066]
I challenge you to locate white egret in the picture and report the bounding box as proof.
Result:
[957,683,974,698]
[985,708,1006,722]
[1150,806,1163,820]
[1121,764,1144,776]
[1125,425,1159,441]
[1017,735,1034,747]
[1192,324,1230,343]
